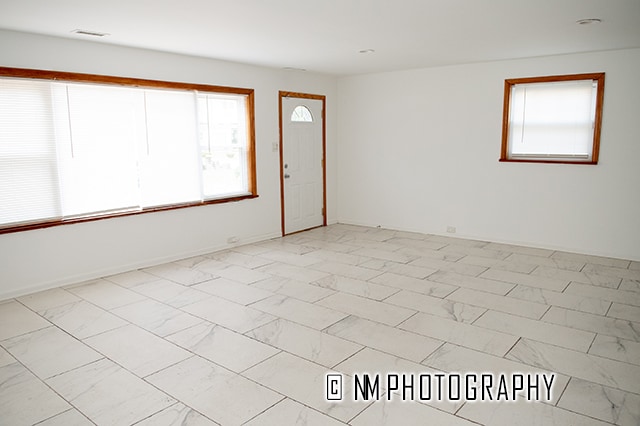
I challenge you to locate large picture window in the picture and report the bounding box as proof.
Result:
[500,73,605,164]
[0,67,256,233]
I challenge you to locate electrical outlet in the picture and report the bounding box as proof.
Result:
[446,226,456,234]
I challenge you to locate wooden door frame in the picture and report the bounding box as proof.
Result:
[278,91,327,236]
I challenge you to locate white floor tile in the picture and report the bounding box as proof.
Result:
[84,324,192,377]
[557,378,640,426]
[485,242,554,258]
[129,278,211,308]
[458,255,537,274]
[66,279,146,310]
[103,269,158,288]
[135,403,218,426]
[166,322,279,372]
[588,335,640,366]
[250,295,347,330]
[357,258,438,279]
[193,277,274,305]
[243,352,367,423]
[440,244,511,260]
[257,262,330,283]
[543,306,640,342]
[111,298,203,337]
[531,265,621,288]
[253,276,336,303]
[447,288,549,319]
[301,248,369,265]
[0,362,70,425]
[350,247,418,264]
[428,270,516,295]
[385,237,447,252]
[316,292,416,326]
[582,264,640,281]
[397,245,462,262]
[370,272,457,297]
[608,302,640,322]
[258,249,325,267]
[326,316,442,363]
[313,275,399,301]
[244,398,346,426]
[423,344,570,405]
[2,224,637,426]
[144,262,217,286]
[351,398,476,426]
[36,409,93,426]
[565,282,640,306]
[212,264,273,284]
[147,356,282,426]
[247,318,362,368]
[0,300,51,340]
[400,312,518,356]
[335,347,463,414]
[209,250,274,269]
[47,358,175,425]
[620,278,640,293]
[0,346,15,367]
[507,338,640,394]
[310,261,384,281]
[409,256,487,276]
[473,310,596,352]
[182,295,276,333]
[17,288,81,312]
[385,290,486,323]
[40,300,127,339]
[507,285,610,315]
[457,398,610,426]
[479,268,569,292]
[506,253,585,271]
[424,234,488,248]
[551,251,630,269]
[2,326,102,379]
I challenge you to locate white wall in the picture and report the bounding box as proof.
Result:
[0,30,338,299]
[337,48,640,261]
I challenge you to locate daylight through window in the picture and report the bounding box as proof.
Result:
[291,105,313,122]
[500,73,605,164]
[0,68,256,232]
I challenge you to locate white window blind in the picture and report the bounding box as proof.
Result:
[0,76,252,229]
[0,79,61,226]
[198,94,249,198]
[140,88,201,207]
[508,79,598,160]
[57,83,142,217]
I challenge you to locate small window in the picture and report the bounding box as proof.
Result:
[500,73,605,164]
[291,105,313,122]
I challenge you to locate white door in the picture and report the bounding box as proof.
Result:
[281,96,324,235]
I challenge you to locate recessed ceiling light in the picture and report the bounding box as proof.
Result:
[576,18,602,25]
[71,29,110,37]
[359,49,375,54]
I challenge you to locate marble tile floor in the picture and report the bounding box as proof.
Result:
[1,224,639,425]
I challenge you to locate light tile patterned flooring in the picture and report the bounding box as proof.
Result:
[1,224,639,425]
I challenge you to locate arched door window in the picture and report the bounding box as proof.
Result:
[291,105,313,122]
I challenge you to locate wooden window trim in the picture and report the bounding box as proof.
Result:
[0,67,258,235]
[500,72,605,165]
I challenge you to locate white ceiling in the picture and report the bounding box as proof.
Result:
[1,0,639,75]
